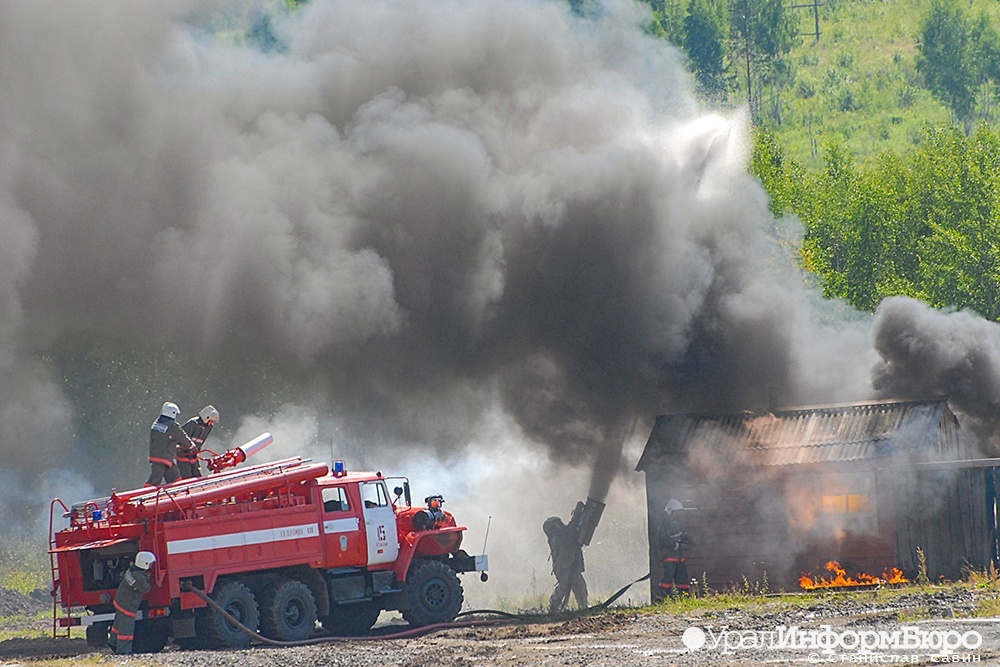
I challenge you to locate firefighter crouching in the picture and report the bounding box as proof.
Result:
[145,402,197,487]
[176,405,219,479]
[109,551,155,654]
[657,498,693,599]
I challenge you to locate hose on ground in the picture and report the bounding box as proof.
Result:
[591,572,650,610]
[180,571,650,648]
[455,609,526,620]
[180,581,513,646]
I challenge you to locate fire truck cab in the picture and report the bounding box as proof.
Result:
[49,441,488,652]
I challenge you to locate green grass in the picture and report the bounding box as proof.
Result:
[767,0,1000,169]
[0,538,52,595]
[0,610,59,642]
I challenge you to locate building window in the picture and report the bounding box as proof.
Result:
[819,473,875,531]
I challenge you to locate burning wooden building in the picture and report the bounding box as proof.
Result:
[635,398,999,594]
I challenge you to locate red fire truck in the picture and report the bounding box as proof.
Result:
[48,433,489,652]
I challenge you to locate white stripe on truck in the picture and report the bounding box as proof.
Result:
[323,517,360,534]
[166,523,320,555]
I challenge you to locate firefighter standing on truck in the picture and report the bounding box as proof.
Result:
[176,405,219,478]
[543,511,589,613]
[657,498,693,600]
[145,402,196,487]
[109,551,155,654]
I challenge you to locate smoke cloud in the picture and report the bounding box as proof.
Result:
[2,0,998,602]
[873,296,1000,453]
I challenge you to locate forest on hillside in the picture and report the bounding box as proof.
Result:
[640,0,1000,321]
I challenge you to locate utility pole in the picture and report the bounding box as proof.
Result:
[790,0,823,42]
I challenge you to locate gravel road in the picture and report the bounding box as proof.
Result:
[4,587,1000,666]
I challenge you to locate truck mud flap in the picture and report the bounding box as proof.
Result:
[446,552,488,574]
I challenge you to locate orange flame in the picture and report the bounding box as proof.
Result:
[799,560,908,590]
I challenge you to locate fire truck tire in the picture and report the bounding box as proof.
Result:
[132,618,170,654]
[319,601,381,636]
[196,580,260,649]
[258,578,318,642]
[402,560,464,627]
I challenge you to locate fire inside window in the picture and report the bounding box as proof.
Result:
[820,493,870,513]
[819,473,875,530]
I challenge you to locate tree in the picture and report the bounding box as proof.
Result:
[641,0,687,44]
[683,0,728,102]
[970,12,1000,122]
[911,127,1000,319]
[749,128,803,217]
[917,1,976,132]
[754,127,1000,319]
[729,0,797,122]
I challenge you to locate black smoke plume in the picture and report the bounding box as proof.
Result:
[0,0,992,549]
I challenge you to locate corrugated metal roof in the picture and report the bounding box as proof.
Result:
[636,398,968,471]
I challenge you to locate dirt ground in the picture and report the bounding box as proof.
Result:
[5,586,1000,666]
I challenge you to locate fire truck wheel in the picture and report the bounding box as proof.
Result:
[132,619,170,654]
[402,560,464,627]
[196,580,260,649]
[320,601,381,636]
[258,578,318,642]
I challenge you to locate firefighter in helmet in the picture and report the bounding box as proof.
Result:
[145,402,196,487]
[176,405,219,478]
[109,551,155,654]
[657,498,693,600]
[543,514,589,613]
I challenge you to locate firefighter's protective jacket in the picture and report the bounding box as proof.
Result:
[149,415,195,468]
[114,564,151,613]
[544,517,585,583]
[657,513,693,555]
[177,417,213,462]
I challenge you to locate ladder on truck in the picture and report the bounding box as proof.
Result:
[48,498,72,639]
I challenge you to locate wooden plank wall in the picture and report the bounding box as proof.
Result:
[894,468,997,581]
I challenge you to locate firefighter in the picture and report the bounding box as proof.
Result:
[109,551,155,654]
[657,498,693,600]
[176,405,219,478]
[145,402,196,487]
[543,515,588,613]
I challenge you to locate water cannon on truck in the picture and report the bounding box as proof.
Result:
[48,433,489,652]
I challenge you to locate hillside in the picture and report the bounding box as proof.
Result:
[764,0,998,168]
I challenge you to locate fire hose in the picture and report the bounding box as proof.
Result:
[180,569,651,648]
[180,582,517,646]
[590,572,650,610]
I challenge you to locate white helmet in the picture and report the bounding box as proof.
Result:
[134,551,156,570]
[199,405,220,424]
[664,498,684,515]
[160,402,180,419]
